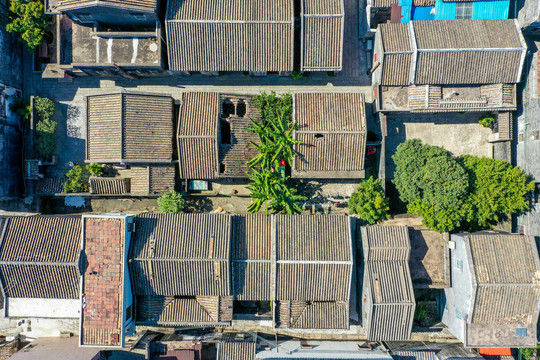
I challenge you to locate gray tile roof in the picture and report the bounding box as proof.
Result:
[371,0,398,6]
[378,20,526,86]
[217,341,256,360]
[166,0,294,72]
[293,93,366,178]
[129,165,176,196]
[177,92,220,179]
[177,93,261,179]
[86,92,174,163]
[463,233,540,347]
[136,295,233,325]
[129,213,232,297]
[361,226,416,341]
[232,215,272,301]
[301,0,344,71]
[89,177,129,195]
[0,216,81,299]
[276,300,349,329]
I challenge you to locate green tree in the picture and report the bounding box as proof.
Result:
[6,0,49,51]
[34,96,55,121]
[36,132,56,158]
[247,169,306,215]
[9,98,31,120]
[63,165,90,193]
[157,190,185,214]
[86,163,103,177]
[458,155,534,228]
[247,92,299,169]
[348,177,390,224]
[392,140,533,232]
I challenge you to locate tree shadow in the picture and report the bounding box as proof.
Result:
[183,196,214,213]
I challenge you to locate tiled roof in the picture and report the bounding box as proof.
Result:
[89,178,129,195]
[129,165,176,196]
[378,20,525,86]
[293,93,366,178]
[166,0,294,72]
[55,0,157,11]
[276,300,349,329]
[392,351,438,360]
[129,213,232,297]
[301,0,344,71]
[81,217,124,347]
[276,216,353,303]
[217,341,256,360]
[464,233,540,347]
[86,92,173,163]
[177,92,220,179]
[0,216,81,299]
[177,93,261,179]
[361,226,415,341]
[219,95,261,178]
[136,295,233,325]
[35,178,66,194]
[232,215,272,301]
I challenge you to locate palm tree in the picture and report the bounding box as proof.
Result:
[247,169,306,215]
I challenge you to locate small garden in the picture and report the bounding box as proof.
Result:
[245,91,306,215]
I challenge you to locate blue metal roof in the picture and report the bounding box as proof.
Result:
[399,0,509,22]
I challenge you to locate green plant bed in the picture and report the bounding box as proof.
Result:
[414,301,439,327]
[479,113,496,128]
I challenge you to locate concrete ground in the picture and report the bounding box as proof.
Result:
[382,217,450,289]
[385,113,494,178]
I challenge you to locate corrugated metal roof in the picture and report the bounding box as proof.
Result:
[166,0,294,72]
[301,0,344,71]
[87,93,173,163]
[217,341,256,360]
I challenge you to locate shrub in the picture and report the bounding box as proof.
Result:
[9,98,31,120]
[63,165,90,193]
[36,132,56,158]
[62,163,102,193]
[291,70,303,79]
[6,0,49,51]
[34,96,55,121]
[36,118,57,134]
[86,163,103,177]
[348,177,390,224]
[479,114,496,128]
[157,190,185,214]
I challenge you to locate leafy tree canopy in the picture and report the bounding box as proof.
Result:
[348,176,390,224]
[157,190,185,214]
[6,0,49,51]
[392,139,533,232]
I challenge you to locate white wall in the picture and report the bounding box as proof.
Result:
[7,298,80,319]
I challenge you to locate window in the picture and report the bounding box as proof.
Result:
[455,259,463,271]
[126,305,133,321]
[456,309,462,320]
[455,3,473,20]
[516,328,527,337]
